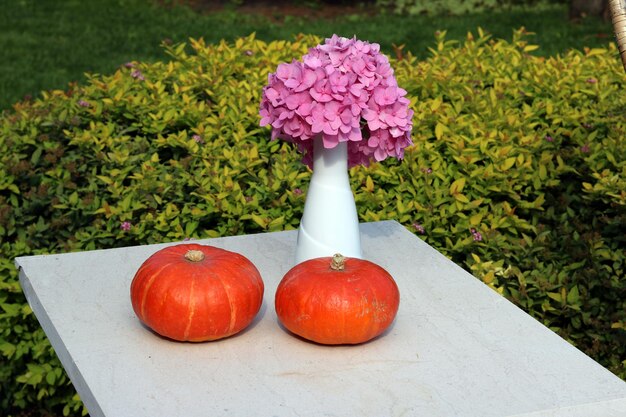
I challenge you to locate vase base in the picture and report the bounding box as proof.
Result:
[295,222,362,265]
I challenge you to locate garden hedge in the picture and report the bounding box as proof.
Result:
[1,30,625,416]
[376,0,567,15]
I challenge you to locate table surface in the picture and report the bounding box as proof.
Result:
[15,221,626,417]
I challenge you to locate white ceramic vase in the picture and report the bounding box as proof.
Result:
[295,136,362,264]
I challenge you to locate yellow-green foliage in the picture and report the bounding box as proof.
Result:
[1,31,625,415]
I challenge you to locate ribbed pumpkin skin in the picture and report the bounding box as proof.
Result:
[130,244,264,342]
[275,256,399,345]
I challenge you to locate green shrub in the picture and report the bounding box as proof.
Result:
[357,28,626,377]
[376,0,565,15]
[1,30,625,415]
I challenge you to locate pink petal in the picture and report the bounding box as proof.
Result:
[374,147,387,161]
[329,117,342,131]
[260,115,272,126]
[311,119,324,134]
[323,123,338,135]
[322,134,339,148]
[271,118,285,129]
[297,102,313,117]
[339,108,353,125]
[276,63,292,80]
[278,110,293,121]
[285,95,300,110]
[368,118,382,131]
[298,70,317,91]
[348,127,361,141]
[304,55,322,69]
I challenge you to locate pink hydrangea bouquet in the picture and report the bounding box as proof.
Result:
[260,35,413,167]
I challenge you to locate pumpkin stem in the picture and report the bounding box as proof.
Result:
[184,250,205,262]
[330,253,346,271]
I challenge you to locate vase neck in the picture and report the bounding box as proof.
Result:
[297,135,361,264]
[312,136,348,181]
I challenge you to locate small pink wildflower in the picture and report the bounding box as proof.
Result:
[120,221,132,231]
[421,167,432,174]
[131,69,145,81]
[545,135,554,142]
[78,100,91,108]
[413,223,425,234]
[471,228,483,242]
[192,134,204,144]
[124,62,135,68]
[293,188,303,196]
[580,144,591,153]
[244,50,254,56]
[586,78,597,84]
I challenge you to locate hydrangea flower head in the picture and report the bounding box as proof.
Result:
[260,35,413,167]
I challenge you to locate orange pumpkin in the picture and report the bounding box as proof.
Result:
[275,254,399,345]
[130,243,264,342]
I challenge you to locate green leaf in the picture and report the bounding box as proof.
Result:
[46,371,57,385]
[251,214,268,229]
[184,221,198,237]
[469,213,483,226]
[268,216,285,231]
[69,192,79,205]
[539,164,547,180]
[567,286,580,305]
[0,342,16,358]
[430,97,442,111]
[435,123,445,140]
[31,147,43,165]
[523,44,539,52]
[454,193,470,203]
[500,157,516,171]
[547,292,562,303]
[449,177,466,195]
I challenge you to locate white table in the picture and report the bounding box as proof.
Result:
[15,221,626,417]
